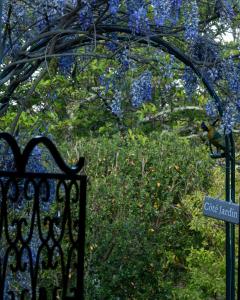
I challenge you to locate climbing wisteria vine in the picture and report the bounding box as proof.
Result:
[0,0,240,132]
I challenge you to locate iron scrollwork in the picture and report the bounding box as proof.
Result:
[0,133,86,300]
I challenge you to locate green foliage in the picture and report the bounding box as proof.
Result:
[66,131,224,299]
[173,190,225,299]
[172,168,228,299]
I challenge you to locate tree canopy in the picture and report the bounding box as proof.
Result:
[0,0,240,134]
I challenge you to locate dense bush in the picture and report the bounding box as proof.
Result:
[173,167,226,299]
[0,130,227,298]
[70,131,225,299]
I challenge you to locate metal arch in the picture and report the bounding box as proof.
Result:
[149,35,236,300]
[0,133,87,300]
[163,45,236,300]
[111,29,237,299]
[116,29,236,297]
[127,32,236,300]
[0,23,236,298]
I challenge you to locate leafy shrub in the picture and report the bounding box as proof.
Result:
[173,169,226,299]
[71,131,221,299]
[1,130,227,299]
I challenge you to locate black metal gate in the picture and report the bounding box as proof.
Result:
[0,133,86,300]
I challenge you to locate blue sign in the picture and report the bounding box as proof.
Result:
[203,196,240,224]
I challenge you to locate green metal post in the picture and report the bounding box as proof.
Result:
[230,134,235,300]
[225,133,236,300]
[226,134,232,299]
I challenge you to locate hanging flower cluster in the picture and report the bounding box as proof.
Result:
[128,6,150,34]
[206,100,218,118]
[222,104,236,134]
[131,71,152,108]
[216,0,235,22]
[184,0,199,42]
[183,66,198,98]
[224,57,240,100]
[151,0,182,26]
[79,3,93,30]
[110,91,122,116]
[59,55,75,75]
[109,0,120,15]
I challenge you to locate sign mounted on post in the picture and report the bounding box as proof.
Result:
[203,196,240,224]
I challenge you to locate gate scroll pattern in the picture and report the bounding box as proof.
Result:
[0,133,86,300]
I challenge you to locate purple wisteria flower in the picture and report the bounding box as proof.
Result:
[183,66,198,98]
[205,68,220,83]
[109,0,120,15]
[111,91,122,116]
[184,0,199,42]
[99,48,132,100]
[126,0,144,15]
[236,99,240,111]
[217,0,235,21]
[128,6,150,34]
[222,104,235,134]
[151,0,182,26]
[206,101,218,118]
[105,33,119,52]
[79,3,93,30]
[99,73,111,94]
[151,0,171,26]
[118,48,131,72]
[191,37,220,63]
[59,55,75,75]
[224,57,240,99]
[131,71,152,108]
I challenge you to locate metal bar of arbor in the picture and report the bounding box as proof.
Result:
[225,135,231,299]
[141,37,237,295]
[107,31,238,298]
[143,36,237,298]
[75,29,238,299]
[191,63,236,298]
[190,65,236,298]
[230,134,236,300]
[225,134,236,300]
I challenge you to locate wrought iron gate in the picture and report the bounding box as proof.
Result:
[0,133,86,300]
